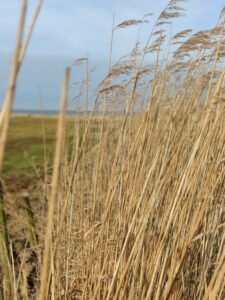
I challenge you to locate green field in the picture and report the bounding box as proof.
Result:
[3,116,57,177]
[4,115,100,178]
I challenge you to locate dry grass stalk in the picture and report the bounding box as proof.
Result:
[0,1,42,298]
[1,1,225,299]
[38,67,70,300]
[115,19,148,30]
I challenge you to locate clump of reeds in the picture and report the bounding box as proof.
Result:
[0,1,225,299]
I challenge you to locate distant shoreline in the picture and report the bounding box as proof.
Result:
[11,113,58,118]
[12,110,75,116]
[10,110,126,118]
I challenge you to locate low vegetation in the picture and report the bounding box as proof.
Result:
[4,116,56,176]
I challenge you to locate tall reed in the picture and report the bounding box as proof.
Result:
[0,1,225,299]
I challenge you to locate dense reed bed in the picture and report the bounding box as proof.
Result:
[0,0,225,299]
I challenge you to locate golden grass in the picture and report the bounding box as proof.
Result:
[0,0,225,299]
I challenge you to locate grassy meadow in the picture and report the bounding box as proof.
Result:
[0,1,225,299]
[4,116,56,176]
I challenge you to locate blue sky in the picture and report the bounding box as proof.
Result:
[0,0,224,110]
